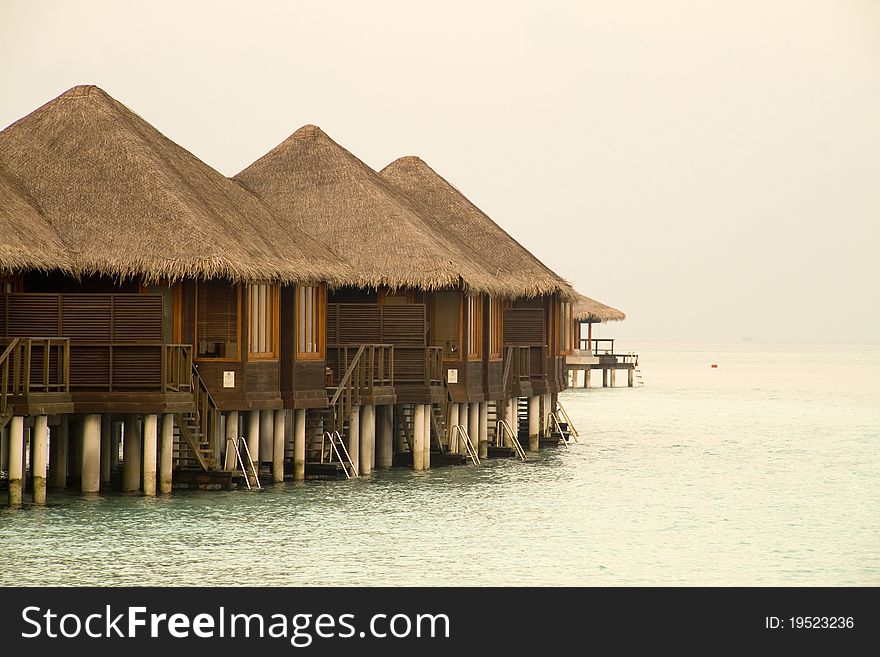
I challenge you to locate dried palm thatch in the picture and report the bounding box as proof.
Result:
[235,125,515,295]
[0,166,74,275]
[573,292,625,322]
[380,156,576,301]
[0,85,349,284]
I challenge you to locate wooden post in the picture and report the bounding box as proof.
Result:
[121,414,141,493]
[294,409,306,480]
[82,413,102,493]
[377,405,393,468]
[412,404,425,471]
[32,415,49,505]
[272,409,285,483]
[628,368,634,387]
[360,404,375,476]
[585,369,591,388]
[7,416,24,507]
[160,414,174,494]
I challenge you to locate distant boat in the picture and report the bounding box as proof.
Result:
[741,336,753,342]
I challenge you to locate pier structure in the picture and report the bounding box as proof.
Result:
[1,85,625,505]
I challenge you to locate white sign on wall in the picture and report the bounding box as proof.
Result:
[223,371,235,388]
[447,368,458,384]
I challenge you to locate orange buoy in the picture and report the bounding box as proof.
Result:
[711,364,718,368]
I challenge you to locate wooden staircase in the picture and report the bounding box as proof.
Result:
[172,354,221,472]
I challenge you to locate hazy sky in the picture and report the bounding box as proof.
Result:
[2,1,878,342]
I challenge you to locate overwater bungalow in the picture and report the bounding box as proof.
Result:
[1,85,617,506]
[566,293,635,388]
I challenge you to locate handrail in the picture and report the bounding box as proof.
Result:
[496,419,526,461]
[226,436,261,489]
[322,430,358,478]
[0,338,20,418]
[0,338,70,409]
[555,402,579,443]
[329,344,366,408]
[501,346,514,396]
[450,424,480,466]
[548,412,571,450]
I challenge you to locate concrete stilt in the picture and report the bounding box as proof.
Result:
[467,403,479,460]
[0,426,7,474]
[273,410,285,483]
[347,406,360,475]
[32,415,49,505]
[224,411,239,471]
[610,369,616,388]
[628,368,634,387]
[246,410,260,466]
[528,396,540,451]
[81,413,102,493]
[478,402,489,459]
[448,403,460,452]
[377,405,393,468]
[69,420,82,478]
[359,404,375,476]
[422,404,431,470]
[100,415,112,484]
[121,414,141,493]
[111,419,120,473]
[142,414,158,496]
[585,369,591,388]
[412,404,425,471]
[49,415,68,488]
[259,410,274,467]
[293,409,306,481]
[7,417,24,507]
[160,414,173,494]
[543,393,552,435]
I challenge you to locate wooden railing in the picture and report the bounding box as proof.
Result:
[580,338,638,365]
[328,344,394,391]
[1,338,71,416]
[530,345,549,384]
[65,342,193,392]
[502,344,531,395]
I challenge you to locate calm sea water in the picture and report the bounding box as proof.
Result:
[1,342,878,586]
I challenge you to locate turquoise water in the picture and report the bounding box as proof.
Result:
[1,343,878,586]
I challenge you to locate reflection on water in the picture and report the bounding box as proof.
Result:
[1,343,878,586]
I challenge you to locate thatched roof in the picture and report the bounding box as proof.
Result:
[380,156,576,301]
[0,166,74,275]
[0,85,349,284]
[573,292,625,322]
[235,125,514,295]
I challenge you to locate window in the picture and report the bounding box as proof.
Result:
[488,297,504,359]
[196,280,240,360]
[466,294,482,360]
[432,291,462,358]
[0,275,22,294]
[296,284,325,359]
[557,300,574,355]
[248,282,279,359]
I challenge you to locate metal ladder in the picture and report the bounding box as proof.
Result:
[547,412,571,449]
[450,425,480,466]
[495,419,526,461]
[634,365,645,386]
[555,401,580,443]
[226,436,262,490]
[322,430,359,479]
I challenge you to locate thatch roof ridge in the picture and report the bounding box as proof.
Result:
[235,125,515,295]
[573,292,625,322]
[380,155,576,301]
[0,166,75,275]
[0,85,350,284]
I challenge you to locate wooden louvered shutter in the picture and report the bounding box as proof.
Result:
[197,281,240,360]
